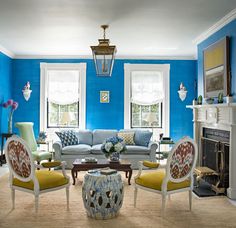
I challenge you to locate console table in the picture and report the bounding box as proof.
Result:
[0,133,14,166]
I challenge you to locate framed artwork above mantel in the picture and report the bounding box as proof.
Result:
[203,36,230,98]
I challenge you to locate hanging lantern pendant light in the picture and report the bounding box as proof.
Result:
[90,25,117,76]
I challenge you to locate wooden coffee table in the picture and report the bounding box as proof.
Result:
[71,159,132,185]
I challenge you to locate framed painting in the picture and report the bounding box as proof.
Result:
[203,36,230,98]
[100,91,110,103]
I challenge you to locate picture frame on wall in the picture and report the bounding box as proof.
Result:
[203,36,230,98]
[100,91,110,103]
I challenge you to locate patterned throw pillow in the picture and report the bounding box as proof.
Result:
[55,130,79,148]
[117,132,135,145]
[134,131,153,147]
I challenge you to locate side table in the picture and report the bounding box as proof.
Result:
[1,133,14,166]
[82,170,124,219]
[156,140,175,160]
[36,140,51,151]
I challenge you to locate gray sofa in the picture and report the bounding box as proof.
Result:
[53,129,157,169]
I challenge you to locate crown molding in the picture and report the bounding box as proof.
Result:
[116,55,196,60]
[14,55,92,59]
[193,8,236,45]
[14,54,196,60]
[0,44,15,58]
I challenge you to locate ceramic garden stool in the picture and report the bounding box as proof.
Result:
[82,171,124,219]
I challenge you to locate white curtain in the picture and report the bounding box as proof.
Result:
[131,71,163,105]
[47,70,80,105]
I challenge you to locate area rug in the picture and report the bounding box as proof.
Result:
[0,171,236,228]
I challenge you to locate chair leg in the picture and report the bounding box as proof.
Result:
[35,195,39,213]
[134,186,138,207]
[161,195,166,216]
[11,189,15,209]
[37,161,40,170]
[66,186,69,211]
[189,190,192,211]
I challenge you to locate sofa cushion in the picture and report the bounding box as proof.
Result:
[91,144,104,155]
[55,130,78,148]
[75,130,93,146]
[118,132,135,145]
[125,145,150,155]
[93,130,117,145]
[135,130,153,147]
[61,144,91,155]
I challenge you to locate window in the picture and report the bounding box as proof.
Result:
[40,63,86,132]
[124,64,170,139]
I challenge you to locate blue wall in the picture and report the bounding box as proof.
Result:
[197,19,236,99]
[12,58,196,141]
[0,52,12,134]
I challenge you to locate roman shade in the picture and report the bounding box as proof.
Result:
[131,71,163,105]
[47,70,80,105]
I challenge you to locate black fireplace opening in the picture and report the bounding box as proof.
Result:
[201,128,230,192]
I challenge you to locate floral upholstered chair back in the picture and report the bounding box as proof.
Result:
[166,137,197,183]
[5,135,34,182]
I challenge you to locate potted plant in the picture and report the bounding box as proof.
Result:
[101,136,126,162]
[2,99,18,133]
[197,95,203,105]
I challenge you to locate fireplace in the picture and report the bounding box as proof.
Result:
[186,103,236,198]
[201,128,229,193]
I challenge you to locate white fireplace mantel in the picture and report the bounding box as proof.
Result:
[187,103,236,199]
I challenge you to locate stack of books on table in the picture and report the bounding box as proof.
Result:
[82,157,97,163]
[160,137,174,144]
[100,168,117,175]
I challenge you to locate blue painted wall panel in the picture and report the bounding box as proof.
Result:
[0,52,12,134]
[197,19,236,99]
[12,58,196,141]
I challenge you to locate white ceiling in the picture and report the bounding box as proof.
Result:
[0,0,236,58]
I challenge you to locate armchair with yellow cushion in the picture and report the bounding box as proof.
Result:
[5,135,70,212]
[134,137,198,214]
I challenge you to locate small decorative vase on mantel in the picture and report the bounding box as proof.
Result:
[226,95,233,104]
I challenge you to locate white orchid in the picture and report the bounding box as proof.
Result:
[114,142,124,152]
[105,142,113,152]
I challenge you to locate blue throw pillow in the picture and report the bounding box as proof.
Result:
[134,131,153,147]
[56,130,78,148]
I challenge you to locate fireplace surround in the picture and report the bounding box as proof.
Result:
[187,103,236,199]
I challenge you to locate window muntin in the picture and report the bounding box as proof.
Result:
[47,101,79,128]
[131,103,162,128]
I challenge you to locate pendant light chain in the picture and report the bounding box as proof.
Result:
[103,27,106,39]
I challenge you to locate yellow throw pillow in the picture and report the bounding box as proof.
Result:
[118,132,135,145]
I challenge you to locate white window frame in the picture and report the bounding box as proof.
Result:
[124,63,170,137]
[40,63,86,132]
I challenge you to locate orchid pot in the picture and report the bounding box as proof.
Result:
[2,99,18,133]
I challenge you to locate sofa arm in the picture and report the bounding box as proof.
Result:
[148,141,158,161]
[53,141,62,160]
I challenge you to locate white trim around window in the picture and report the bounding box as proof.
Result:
[124,63,170,137]
[40,63,86,131]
